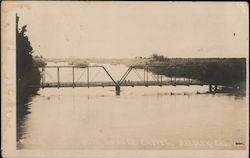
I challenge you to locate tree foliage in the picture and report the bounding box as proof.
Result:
[16,14,44,90]
[16,14,45,141]
[148,54,246,89]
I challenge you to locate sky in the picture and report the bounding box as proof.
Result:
[17,2,248,58]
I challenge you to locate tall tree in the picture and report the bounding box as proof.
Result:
[16,14,42,92]
[16,14,43,141]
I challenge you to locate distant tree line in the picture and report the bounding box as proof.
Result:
[148,54,246,89]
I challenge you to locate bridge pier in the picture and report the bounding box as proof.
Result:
[214,85,218,91]
[209,85,212,92]
[115,85,120,96]
[57,67,60,88]
[209,85,218,93]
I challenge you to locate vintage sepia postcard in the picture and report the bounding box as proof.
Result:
[1,1,249,158]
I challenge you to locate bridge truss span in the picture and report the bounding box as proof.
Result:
[29,65,219,95]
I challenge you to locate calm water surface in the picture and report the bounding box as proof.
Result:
[17,62,247,150]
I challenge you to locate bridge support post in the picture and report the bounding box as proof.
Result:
[174,66,176,85]
[209,84,212,92]
[160,75,162,85]
[87,67,89,88]
[146,66,149,86]
[214,85,218,91]
[209,85,218,93]
[42,67,45,88]
[144,68,145,84]
[115,85,120,96]
[72,66,74,88]
[57,67,60,88]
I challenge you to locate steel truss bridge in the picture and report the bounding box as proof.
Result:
[29,65,219,95]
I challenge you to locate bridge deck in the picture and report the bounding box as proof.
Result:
[29,80,208,88]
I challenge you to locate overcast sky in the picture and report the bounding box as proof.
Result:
[17,2,248,58]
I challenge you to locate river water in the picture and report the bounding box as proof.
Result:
[17,62,247,150]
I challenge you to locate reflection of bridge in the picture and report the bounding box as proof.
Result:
[29,65,219,95]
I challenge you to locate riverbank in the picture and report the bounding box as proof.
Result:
[43,57,246,66]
